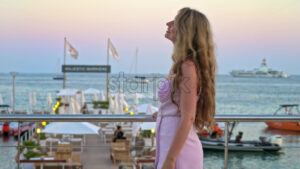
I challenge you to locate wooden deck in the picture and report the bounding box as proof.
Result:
[81,135,118,169]
[22,134,119,169]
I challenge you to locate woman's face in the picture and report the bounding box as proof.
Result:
[165,20,176,43]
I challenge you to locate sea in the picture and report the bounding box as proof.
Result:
[0,73,300,169]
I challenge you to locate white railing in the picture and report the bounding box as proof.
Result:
[1,114,299,169]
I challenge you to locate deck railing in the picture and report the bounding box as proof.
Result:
[0,114,300,169]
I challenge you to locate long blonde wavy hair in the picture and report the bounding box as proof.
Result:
[170,7,216,131]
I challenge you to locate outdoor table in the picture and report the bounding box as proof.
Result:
[133,157,155,169]
[20,157,66,169]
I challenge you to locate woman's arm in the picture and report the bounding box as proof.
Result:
[163,61,199,164]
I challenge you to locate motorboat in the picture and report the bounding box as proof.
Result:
[198,122,282,152]
[53,75,64,80]
[134,75,149,83]
[230,59,290,78]
[265,104,300,131]
[199,135,282,152]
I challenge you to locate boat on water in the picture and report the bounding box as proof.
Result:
[199,136,282,152]
[265,104,300,131]
[53,58,64,80]
[134,75,149,83]
[1,122,37,137]
[53,75,64,80]
[230,59,290,78]
[198,123,282,152]
[130,48,149,83]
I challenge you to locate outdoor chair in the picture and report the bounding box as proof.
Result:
[112,148,132,165]
[116,139,131,149]
[45,139,59,154]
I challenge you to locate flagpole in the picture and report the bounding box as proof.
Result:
[63,37,66,89]
[106,38,110,101]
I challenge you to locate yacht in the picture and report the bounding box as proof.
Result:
[230,59,290,78]
[130,48,149,83]
[53,58,64,80]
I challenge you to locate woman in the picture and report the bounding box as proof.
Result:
[153,7,216,169]
[113,125,126,142]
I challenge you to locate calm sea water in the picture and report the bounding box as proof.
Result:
[0,73,300,169]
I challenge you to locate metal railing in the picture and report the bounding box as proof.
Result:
[0,114,300,169]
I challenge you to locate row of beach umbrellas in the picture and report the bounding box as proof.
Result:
[0,88,158,115]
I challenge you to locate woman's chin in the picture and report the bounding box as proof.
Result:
[165,34,171,40]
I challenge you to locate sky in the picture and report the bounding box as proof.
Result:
[0,0,299,75]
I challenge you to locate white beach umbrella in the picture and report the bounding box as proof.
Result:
[146,103,157,114]
[134,93,140,106]
[132,122,141,137]
[109,96,115,114]
[123,99,129,110]
[47,93,53,113]
[42,122,100,135]
[71,97,80,114]
[114,95,120,114]
[80,92,85,107]
[42,122,100,154]
[10,92,14,107]
[84,88,100,94]
[32,92,37,106]
[47,93,53,107]
[0,94,3,105]
[100,90,106,101]
[29,93,33,107]
[93,93,98,101]
[119,92,125,114]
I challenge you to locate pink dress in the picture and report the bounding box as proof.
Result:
[155,80,203,169]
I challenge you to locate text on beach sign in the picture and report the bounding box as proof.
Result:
[62,65,111,73]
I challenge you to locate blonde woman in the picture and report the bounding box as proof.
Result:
[153,7,216,169]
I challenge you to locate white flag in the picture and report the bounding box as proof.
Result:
[66,40,79,59]
[108,38,120,61]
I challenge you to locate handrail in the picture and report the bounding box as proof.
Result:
[2,114,300,169]
[0,114,299,122]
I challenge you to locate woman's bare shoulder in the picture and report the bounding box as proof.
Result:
[181,60,197,76]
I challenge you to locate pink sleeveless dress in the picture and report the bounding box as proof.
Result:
[155,80,203,169]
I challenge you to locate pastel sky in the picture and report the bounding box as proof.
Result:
[0,0,299,74]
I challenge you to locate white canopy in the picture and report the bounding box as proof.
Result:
[57,89,78,96]
[42,122,100,135]
[129,104,158,114]
[84,88,100,94]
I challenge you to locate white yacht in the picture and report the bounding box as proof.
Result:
[230,59,290,78]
